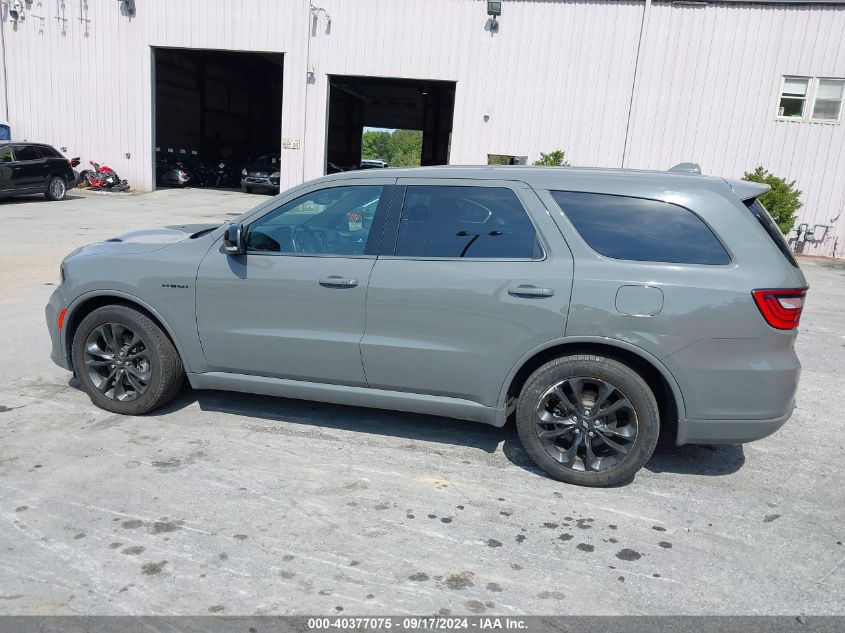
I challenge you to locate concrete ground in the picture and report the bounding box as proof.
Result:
[0,189,843,616]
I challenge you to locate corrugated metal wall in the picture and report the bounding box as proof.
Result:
[2,1,844,256]
[628,1,845,256]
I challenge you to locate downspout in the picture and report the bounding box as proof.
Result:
[0,13,10,121]
[302,9,313,183]
[621,0,652,168]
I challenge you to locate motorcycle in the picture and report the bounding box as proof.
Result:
[79,161,130,191]
[213,161,237,188]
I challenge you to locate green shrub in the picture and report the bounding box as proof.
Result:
[533,150,570,167]
[742,166,802,234]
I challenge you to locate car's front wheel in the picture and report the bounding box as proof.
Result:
[45,176,67,201]
[516,354,659,487]
[241,185,252,194]
[71,305,184,415]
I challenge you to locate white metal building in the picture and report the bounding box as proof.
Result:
[2,0,844,256]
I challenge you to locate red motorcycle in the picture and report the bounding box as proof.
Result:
[80,161,130,191]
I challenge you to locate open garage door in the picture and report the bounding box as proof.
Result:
[153,48,283,190]
[326,76,455,174]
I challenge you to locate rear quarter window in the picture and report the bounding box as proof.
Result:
[37,145,61,158]
[744,199,799,268]
[550,191,731,265]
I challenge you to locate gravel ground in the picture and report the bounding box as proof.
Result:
[0,189,842,616]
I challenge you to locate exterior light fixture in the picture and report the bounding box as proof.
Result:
[117,1,136,17]
[487,1,501,32]
[7,1,24,23]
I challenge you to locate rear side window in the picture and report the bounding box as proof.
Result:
[15,145,40,161]
[37,145,60,158]
[395,185,542,259]
[0,146,13,162]
[550,191,730,265]
[744,199,799,268]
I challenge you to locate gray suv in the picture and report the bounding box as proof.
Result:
[45,166,807,486]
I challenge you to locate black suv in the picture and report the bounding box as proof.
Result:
[0,142,77,201]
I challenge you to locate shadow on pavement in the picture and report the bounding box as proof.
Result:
[646,440,745,476]
[152,386,746,480]
[0,194,85,205]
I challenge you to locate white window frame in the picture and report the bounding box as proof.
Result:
[776,75,845,124]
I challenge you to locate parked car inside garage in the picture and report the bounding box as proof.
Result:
[0,142,77,201]
[241,154,281,194]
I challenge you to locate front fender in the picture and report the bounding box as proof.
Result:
[62,288,208,374]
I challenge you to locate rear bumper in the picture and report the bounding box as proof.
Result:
[676,399,794,445]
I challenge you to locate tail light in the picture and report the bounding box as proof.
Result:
[752,288,807,330]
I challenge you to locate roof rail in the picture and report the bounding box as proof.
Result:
[668,162,702,175]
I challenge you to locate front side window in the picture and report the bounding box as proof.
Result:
[394,186,541,259]
[15,145,40,161]
[551,191,730,265]
[0,146,14,163]
[246,185,383,255]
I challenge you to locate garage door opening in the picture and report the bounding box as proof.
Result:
[326,76,455,174]
[153,48,283,190]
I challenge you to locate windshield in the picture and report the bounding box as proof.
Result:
[254,155,280,167]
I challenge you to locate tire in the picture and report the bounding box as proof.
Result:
[241,185,252,194]
[516,354,659,487]
[45,176,67,201]
[71,305,184,415]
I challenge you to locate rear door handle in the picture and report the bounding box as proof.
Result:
[319,276,359,288]
[508,285,554,298]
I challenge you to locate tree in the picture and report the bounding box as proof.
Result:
[742,166,802,234]
[361,129,423,167]
[533,150,570,166]
[361,130,390,162]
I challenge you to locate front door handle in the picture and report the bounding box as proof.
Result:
[508,285,554,298]
[319,276,359,288]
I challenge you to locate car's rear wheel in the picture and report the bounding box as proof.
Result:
[516,354,659,487]
[71,305,184,415]
[45,176,67,201]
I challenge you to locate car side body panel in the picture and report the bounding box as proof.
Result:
[361,179,575,408]
[52,228,221,374]
[46,166,805,446]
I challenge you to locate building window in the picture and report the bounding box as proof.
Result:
[812,79,845,121]
[778,77,809,118]
[777,76,844,123]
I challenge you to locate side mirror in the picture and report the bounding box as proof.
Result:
[223,223,245,255]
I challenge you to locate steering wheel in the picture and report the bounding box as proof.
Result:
[292,223,323,253]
